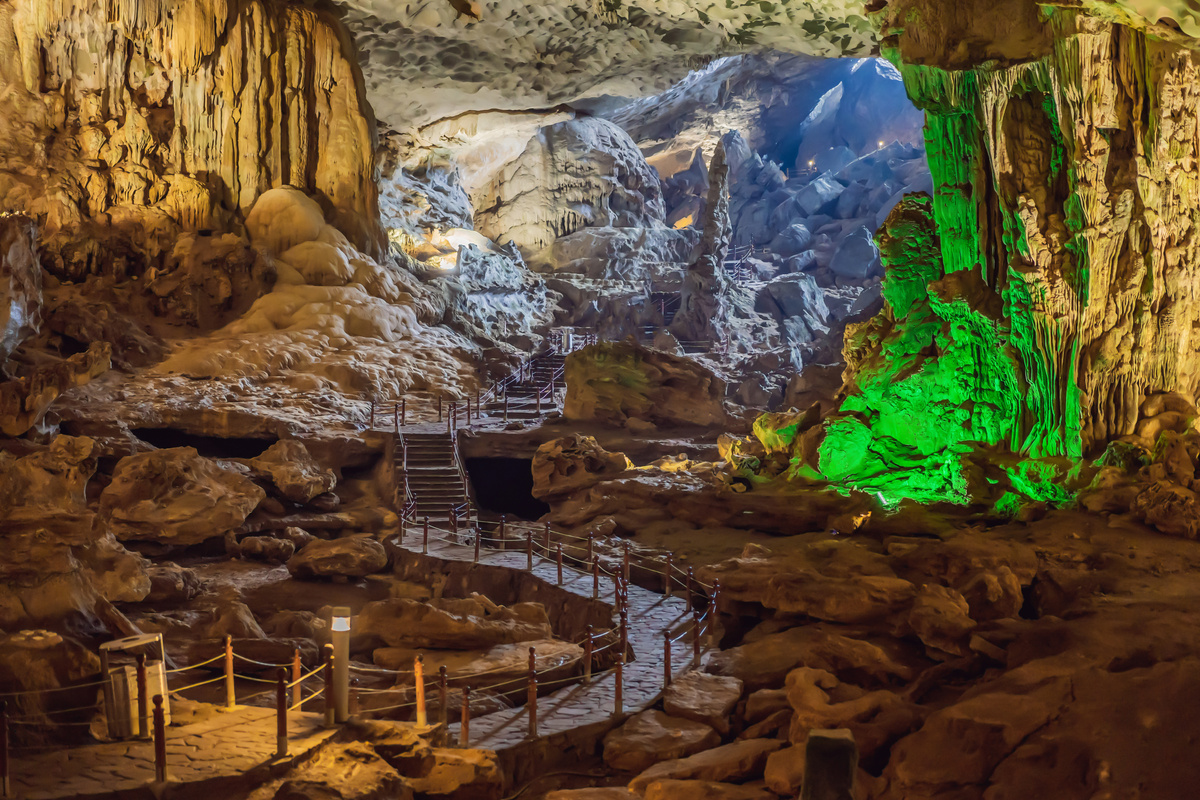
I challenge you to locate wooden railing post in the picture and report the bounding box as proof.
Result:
[664,631,672,689]
[619,608,628,662]
[136,653,149,739]
[474,529,480,563]
[401,398,407,426]
[224,636,235,709]
[292,647,303,708]
[664,553,673,596]
[461,686,471,747]
[153,695,167,782]
[393,401,399,433]
[614,655,623,716]
[439,666,449,731]
[692,607,702,668]
[587,533,594,564]
[438,396,443,422]
[450,506,457,536]
[423,517,429,554]
[710,580,721,647]
[543,522,550,558]
[527,647,538,739]
[556,544,563,585]
[503,392,509,422]
[592,556,599,599]
[415,656,427,726]
[526,527,534,571]
[583,626,593,684]
[275,668,288,758]
[686,567,695,602]
[370,400,376,430]
[499,514,507,545]
[323,644,335,727]
[623,543,631,585]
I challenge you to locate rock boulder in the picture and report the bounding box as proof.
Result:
[247,440,337,504]
[100,448,265,546]
[663,673,744,735]
[604,710,722,773]
[287,536,389,579]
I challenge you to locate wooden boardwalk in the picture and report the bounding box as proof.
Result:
[392,531,711,754]
[9,706,336,800]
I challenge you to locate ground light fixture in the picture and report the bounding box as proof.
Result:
[331,606,351,722]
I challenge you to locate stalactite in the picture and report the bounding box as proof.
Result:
[0,0,383,280]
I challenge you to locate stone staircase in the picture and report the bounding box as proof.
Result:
[399,432,469,524]
[481,351,565,422]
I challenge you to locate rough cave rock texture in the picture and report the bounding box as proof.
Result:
[809,2,1200,504]
[564,340,727,429]
[475,117,666,257]
[341,0,879,131]
[0,0,383,278]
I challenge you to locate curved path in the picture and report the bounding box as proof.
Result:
[390,529,712,764]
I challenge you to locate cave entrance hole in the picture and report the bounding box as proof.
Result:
[464,457,550,520]
[132,428,278,459]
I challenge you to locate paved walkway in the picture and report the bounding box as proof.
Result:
[391,532,710,753]
[10,706,336,800]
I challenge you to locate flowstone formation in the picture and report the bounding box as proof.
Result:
[777,4,1200,507]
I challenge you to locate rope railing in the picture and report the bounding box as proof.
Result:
[1,531,720,792]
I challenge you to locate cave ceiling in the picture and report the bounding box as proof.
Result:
[335,0,880,131]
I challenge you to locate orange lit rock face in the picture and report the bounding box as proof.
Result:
[0,0,382,275]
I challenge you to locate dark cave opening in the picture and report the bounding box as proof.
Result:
[464,457,550,520]
[132,428,278,459]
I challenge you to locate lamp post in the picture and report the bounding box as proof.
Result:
[331,606,351,723]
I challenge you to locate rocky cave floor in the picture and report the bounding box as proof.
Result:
[8,389,1200,800]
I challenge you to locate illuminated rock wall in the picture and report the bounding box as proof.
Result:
[814,7,1200,502]
[0,0,382,277]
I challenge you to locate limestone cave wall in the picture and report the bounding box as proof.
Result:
[878,6,1200,459]
[0,0,383,279]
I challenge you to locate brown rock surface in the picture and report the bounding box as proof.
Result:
[356,597,552,650]
[662,673,743,735]
[763,745,806,795]
[404,747,502,798]
[374,640,582,691]
[564,340,727,429]
[271,742,409,800]
[629,739,784,794]
[698,541,916,624]
[532,435,633,500]
[248,440,337,504]
[546,790,639,800]
[642,781,774,800]
[604,710,722,773]
[240,535,297,563]
[706,624,920,691]
[287,536,389,579]
[0,630,102,738]
[144,562,202,604]
[905,584,975,655]
[100,447,265,546]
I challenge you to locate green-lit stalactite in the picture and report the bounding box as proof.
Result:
[795,47,1106,507]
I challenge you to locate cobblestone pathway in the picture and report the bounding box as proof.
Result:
[396,534,711,753]
[10,706,335,800]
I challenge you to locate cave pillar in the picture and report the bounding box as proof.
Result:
[888,10,1200,457]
